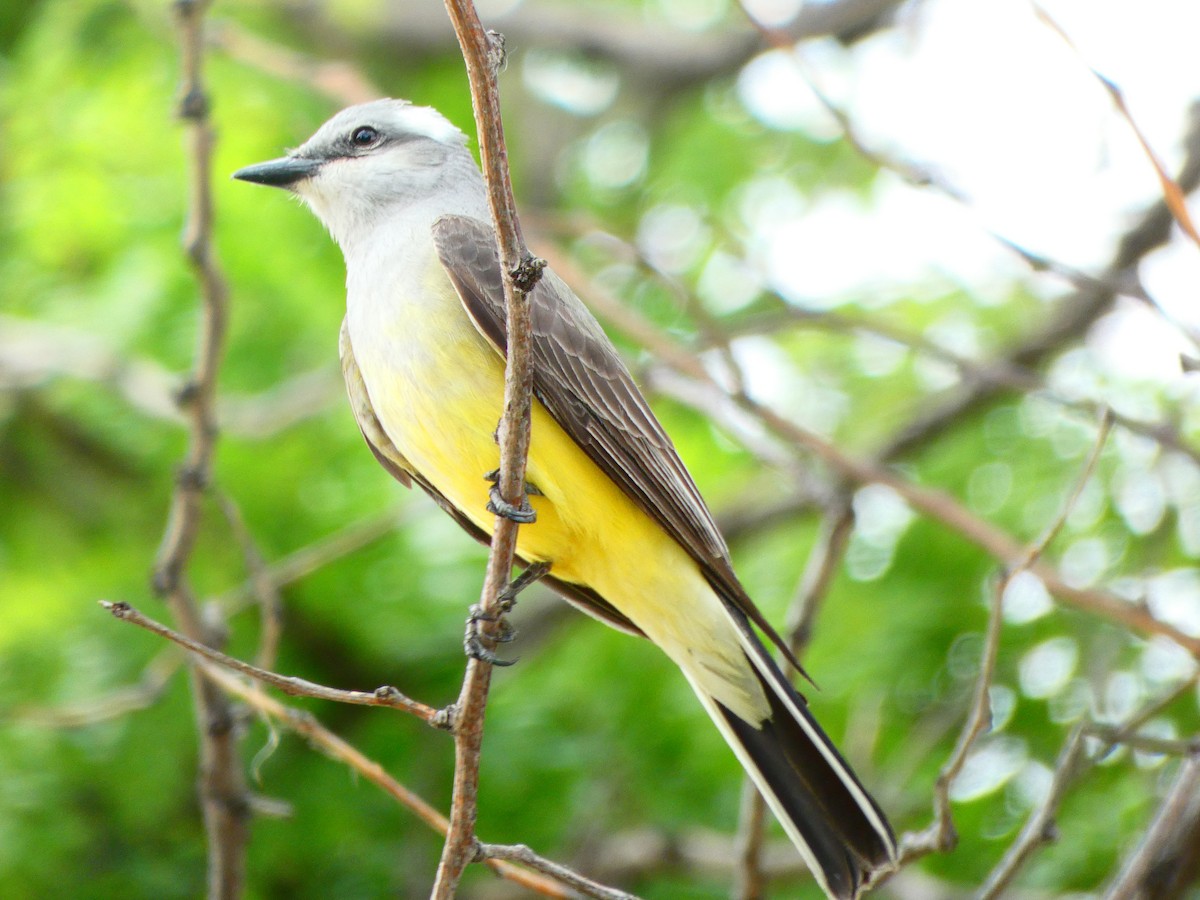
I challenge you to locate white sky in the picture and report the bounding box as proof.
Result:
[735,0,1200,379]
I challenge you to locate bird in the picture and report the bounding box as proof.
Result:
[234,98,895,898]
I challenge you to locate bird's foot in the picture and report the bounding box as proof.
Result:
[483,469,541,523]
[465,605,518,667]
[462,562,552,667]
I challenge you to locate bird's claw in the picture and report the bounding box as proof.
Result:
[487,484,537,523]
[465,604,518,666]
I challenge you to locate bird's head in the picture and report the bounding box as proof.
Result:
[234,98,477,244]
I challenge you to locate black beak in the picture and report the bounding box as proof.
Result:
[232,155,323,188]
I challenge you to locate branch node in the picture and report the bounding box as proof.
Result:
[151,563,178,597]
[101,600,133,619]
[468,836,487,864]
[175,378,202,408]
[432,704,457,732]
[484,30,507,75]
[176,462,210,492]
[509,254,546,293]
[206,704,238,739]
[178,87,210,122]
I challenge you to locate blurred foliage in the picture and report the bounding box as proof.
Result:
[2,1,1199,898]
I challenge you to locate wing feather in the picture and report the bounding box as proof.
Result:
[431,215,802,671]
[339,318,643,637]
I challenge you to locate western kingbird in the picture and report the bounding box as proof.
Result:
[234,99,895,898]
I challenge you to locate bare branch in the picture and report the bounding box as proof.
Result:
[153,3,249,895]
[99,600,446,726]
[209,20,382,105]
[213,491,283,672]
[192,661,574,898]
[1035,7,1200,251]
[0,315,343,438]
[1103,757,1200,900]
[877,103,1200,464]
[434,4,542,895]
[877,411,1113,881]
[478,844,641,900]
[648,353,1200,656]
[785,501,856,660]
[733,779,770,900]
[977,727,1089,900]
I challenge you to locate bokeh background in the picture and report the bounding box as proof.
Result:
[3,0,1200,897]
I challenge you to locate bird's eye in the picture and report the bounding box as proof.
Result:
[350,126,380,147]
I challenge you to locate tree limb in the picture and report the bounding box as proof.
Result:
[159,3,248,895]
[433,3,544,896]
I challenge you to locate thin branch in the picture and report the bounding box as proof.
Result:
[714,304,1200,470]
[478,844,641,900]
[0,314,344,438]
[214,491,283,672]
[435,3,543,896]
[1035,6,1200,251]
[877,411,1113,881]
[99,600,447,726]
[208,20,382,105]
[875,102,1200,464]
[1086,728,1200,759]
[733,778,770,900]
[977,673,1199,897]
[1104,758,1200,900]
[977,726,1089,900]
[785,500,856,660]
[648,352,1200,656]
[152,3,248,896]
[191,660,574,899]
[732,33,1200,465]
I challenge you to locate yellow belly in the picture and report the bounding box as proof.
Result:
[350,269,767,722]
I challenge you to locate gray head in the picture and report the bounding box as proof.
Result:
[234,99,481,244]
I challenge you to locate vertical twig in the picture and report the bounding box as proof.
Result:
[785,501,856,661]
[434,2,543,896]
[977,727,1089,899]
[1102,758,1200,900]
[155,2,248,896]
[870,410,1112,884]
[732,778,769,900]
[214,491,283,671]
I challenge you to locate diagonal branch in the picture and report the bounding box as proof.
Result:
[100,600,447,726]
[876,103,1200,464]
[874,411,1112,882]
[192,661,576,898]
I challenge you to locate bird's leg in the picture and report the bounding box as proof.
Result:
[464,561,552,666]
[483,467,541,524]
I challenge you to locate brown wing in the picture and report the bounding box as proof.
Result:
[430,215,802,669]
[339,318,643,637]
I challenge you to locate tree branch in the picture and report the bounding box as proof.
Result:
[99,600,447,726]
[192,660,575,898]
[875,412,1112,883]
[434,3,544,896]
[156,3,248,895]
[655,370,1200,655]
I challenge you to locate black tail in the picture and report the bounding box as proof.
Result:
[692,637,895,899]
